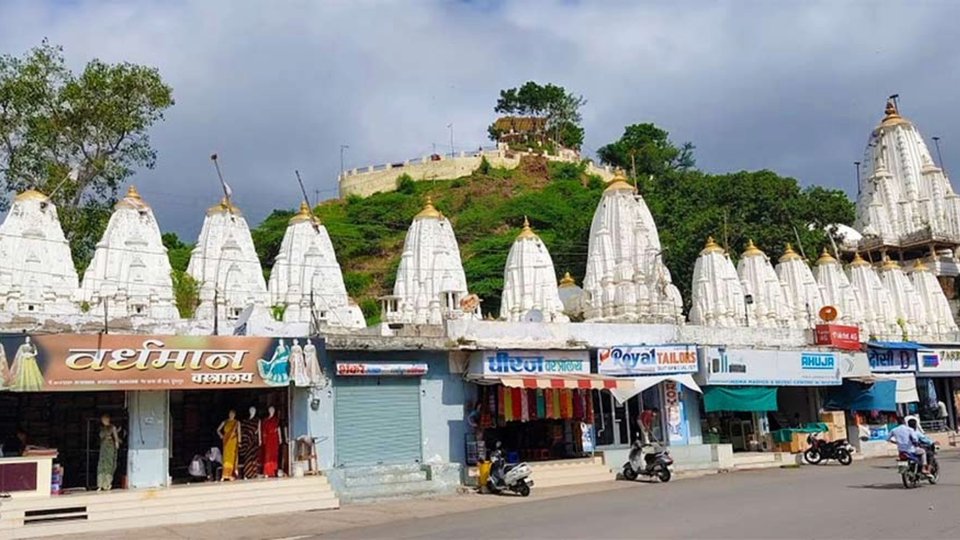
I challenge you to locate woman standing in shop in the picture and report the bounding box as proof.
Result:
[97,413,121,491]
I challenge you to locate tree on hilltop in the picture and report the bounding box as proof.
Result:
[0,40,174,268]
[487,81,585,150]
[597,123,695,180]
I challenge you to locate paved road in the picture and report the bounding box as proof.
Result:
[326,453,960,539]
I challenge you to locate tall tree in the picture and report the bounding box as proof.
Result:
[0,40,174,268]
[597,123,695,179]
[488,81,586,149]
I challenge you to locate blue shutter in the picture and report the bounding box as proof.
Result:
[334,377,422,467]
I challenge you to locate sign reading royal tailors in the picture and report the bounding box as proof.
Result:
[598,345,697,375]
[0,334,324,391]
[336,363,428,376]
[474,350,589,376]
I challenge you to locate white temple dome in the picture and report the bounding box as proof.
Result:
[813,248,865,329]
[268,201,364,328]
[689,237,745,327]
[736,240,794,328]
[79,185,177,320]
[499,217,569,322]
[775,243,824,328]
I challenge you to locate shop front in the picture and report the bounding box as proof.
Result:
[916,346,960,432]
[465,349,628,464]
[697,347,842,452]
[595,344,702,448]
[0,333,324,499]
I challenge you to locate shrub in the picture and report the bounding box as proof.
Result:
[171,270,200,319]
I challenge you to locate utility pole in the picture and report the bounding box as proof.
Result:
[339,145,349,182]
[447,123,455,158]
[314,189,321,207]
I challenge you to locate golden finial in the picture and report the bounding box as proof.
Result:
[880,98,910,128]
[14,189,49,202]
[912,259,929,272]
[604,169,635,193]
[700,236,724,255]
[517,215,538,240]
[881,255,900,271]
[779,242,801,262]
[415,195,442,219]
[816,247,837,265]
[742,239,764,257]
[849,251,869,267]
[126,185,142,200]
[289,200,319,224]
[115,184,150,209]
[559,272,576,288]
[207,197,242,216]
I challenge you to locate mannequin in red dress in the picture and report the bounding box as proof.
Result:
[262,406,283,477]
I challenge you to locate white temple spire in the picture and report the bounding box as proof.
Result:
[500,217,568,322]
[775,243,824,329]
[813,248,864,329]
[736,240,794,328]
[689,237,745,327]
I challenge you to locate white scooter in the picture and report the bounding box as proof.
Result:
[486,444,533,497]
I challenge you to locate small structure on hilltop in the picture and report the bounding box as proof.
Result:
[187,198,269,324]
[268,201,364,329]
[79,186,177,320]
[499,217,568,322]
[736,240,794,328]
[774,243,825,329]
[582,172,684,324]
[381,196,480,325]
[689,237,746,327]
[812,248,865,330]
[0,190,79,317]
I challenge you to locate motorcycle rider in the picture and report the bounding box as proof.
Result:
[907,417,935,475]
[888,417,928,475]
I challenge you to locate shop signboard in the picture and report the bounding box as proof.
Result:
[813,324,861,351]
[473,350,589,376]
[598,344,697,375]
[698,347,841,386]
[663,380,687,445]
[580,423,595,454]
[335,362,428,376]
[866,346,917,373]
[0,334,325,391]
[918,348,960,375]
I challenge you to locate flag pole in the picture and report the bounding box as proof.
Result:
[210,153,233,204]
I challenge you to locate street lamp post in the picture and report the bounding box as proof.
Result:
[447,123,455,158]
[339,144,349,182]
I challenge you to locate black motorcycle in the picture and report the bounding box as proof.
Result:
[803,433,853,465]
[898,442,940,489]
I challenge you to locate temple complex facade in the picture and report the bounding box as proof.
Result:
[268,201,364,329]
[79,186,178,320]
[0,190,79,317]
[381,197,479,325]
[582,172,683,324]
[499,217,568,322]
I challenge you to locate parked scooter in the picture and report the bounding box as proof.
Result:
[486,444,533,497]
[803,433,854,466]
[622,438,673,482]
[898,442,940,489]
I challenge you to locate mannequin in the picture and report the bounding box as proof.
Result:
[303,339,324,387]
[217,409,240,481]
[97,413,121,491]
[0,342,9,389]
[239,406,261,479]
[261,406,283,477]
[289,339,309,387]
[10,336,43,392]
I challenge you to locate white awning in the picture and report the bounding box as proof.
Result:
[610,374,702,404]
[872,373,919,404]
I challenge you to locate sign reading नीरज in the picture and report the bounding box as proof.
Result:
[0,334,324,392]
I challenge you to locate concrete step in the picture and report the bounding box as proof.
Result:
[340,480,443,503]
[534,470,617,489]
[344,470,428,487]
[527,457,603,470]
[532,464,612,481]
[731,453,785,468]
[4,497,337,539]
[341,464,425,478]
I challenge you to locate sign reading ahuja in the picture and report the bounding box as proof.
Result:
[0,334,324,391]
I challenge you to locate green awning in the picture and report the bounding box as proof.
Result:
[703,386,778,413]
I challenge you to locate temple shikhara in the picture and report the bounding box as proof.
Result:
[500,217,568,322]
[582,172,683,324]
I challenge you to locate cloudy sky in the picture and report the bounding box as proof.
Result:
[2,0,960,239]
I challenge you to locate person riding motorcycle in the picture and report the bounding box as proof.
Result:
[907,418,935,474]
[888,417,928,475]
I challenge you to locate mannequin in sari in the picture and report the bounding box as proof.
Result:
[289,339,309,387]
[261,406,283,477]
[10,336,43,392]
[217,409,240,481]
[239,406,261,479]
[0,342,9,389]
[303,339,324,387]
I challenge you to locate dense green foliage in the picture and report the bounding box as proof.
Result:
[0,40,174,269]
[597,123,695,178]
[248,140,855,320]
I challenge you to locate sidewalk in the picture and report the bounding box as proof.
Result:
[53,473,709,540]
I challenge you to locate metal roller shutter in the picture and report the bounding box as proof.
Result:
[334,377,422,467]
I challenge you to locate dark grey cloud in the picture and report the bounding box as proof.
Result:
[2,0,959,240]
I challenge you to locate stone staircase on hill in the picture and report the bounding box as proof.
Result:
[336,464,458,503]
[0,476,338,539]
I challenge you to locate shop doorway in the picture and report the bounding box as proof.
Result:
[334,377,422,467]
[168,387,290,483]
[0,391,126,490]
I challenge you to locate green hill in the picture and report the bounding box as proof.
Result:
[249,155,855,326]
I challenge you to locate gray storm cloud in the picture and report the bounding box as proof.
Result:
[1,0,959,239]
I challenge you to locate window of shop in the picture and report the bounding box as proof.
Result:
[0,391,126,490]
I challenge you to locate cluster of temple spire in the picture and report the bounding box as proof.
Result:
[1,99,958,339]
